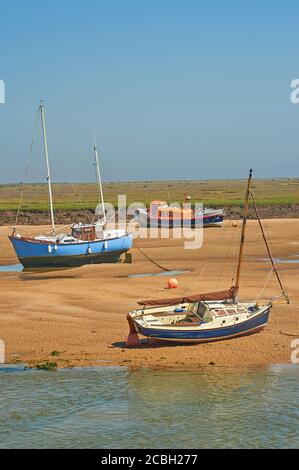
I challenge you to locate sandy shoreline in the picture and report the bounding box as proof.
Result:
[0,219,298,369]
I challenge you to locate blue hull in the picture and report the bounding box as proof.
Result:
[9,234,132,268]
[135,213,224,228]
[135,308,270,343]
[149,215,224,228]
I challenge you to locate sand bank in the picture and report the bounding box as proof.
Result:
[0,219,298,369]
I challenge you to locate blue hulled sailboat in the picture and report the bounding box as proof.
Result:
[9,102,132,268]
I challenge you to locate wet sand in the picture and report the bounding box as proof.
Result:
[0,220,298,369]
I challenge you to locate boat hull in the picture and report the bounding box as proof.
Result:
[134,211,224,228]
[133,307,270,344]
[9,234,132,268]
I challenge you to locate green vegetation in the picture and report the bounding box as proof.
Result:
[35,361,58,371]
[50,350,60,357]
[0,178,299,211]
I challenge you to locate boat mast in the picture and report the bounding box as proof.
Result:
[39,101,55,236]
[250,192,290,303]
[93,143,107,226]
[234,168,253,293]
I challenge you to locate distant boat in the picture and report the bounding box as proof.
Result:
[134,200,225,228]
[9,102,132,268]
[126,170,289,346]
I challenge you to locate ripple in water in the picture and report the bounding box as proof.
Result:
[0,365,298,448]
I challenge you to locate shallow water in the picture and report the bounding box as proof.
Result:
[128,269,190,278]
[0,263,23,272]
[0,365,298,448]
[254,257,299,264]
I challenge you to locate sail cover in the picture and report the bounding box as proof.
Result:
[137,287,236,307]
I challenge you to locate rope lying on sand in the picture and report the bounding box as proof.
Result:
[134,247,170,272]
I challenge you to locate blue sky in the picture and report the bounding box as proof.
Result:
[0,0,299,183]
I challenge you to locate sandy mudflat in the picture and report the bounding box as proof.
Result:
[0,219,298,369]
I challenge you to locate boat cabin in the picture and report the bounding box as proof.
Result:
[149,201,193,220]
[188,300,249,322]
[71,224,96,241]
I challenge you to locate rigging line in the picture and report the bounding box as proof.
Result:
[193,260,210,281]
[51,140,94,224]
[43,223,73,235]
[270,295,288,304]
[216,218,238,288]
[250,190,290,303]
[231,213,246,286]
[14,108,40,227]
[187,239,223,295]
[202,189,249,291]
[94,144,110,183]
[90,130,111,183]
[251,186,277,254]
[134,246,170,272]
[192,222,229,283]
[106,207,120,225]
[254,268,274,302]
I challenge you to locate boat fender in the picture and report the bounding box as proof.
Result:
[54,245,58,251]
[48,245,52,254]
[104,241,108,250]
[87,246,92,255]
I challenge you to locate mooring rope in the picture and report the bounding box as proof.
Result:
[134,246,170,272]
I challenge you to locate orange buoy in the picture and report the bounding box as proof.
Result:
[168,278,178,289]
[232,222,237,227]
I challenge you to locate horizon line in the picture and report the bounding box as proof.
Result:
[1,176,299,185]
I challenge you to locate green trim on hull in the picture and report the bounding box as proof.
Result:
[19,250,126,268]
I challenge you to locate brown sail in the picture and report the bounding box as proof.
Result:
[137,287,236,307]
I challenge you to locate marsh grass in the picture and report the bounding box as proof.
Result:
[1,178,298,211]
[35,361,57,371]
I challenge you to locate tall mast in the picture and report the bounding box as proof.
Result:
[39,101,55,236]
[250,192,290,304]
[234,168,253,292]
[93,143,107,226]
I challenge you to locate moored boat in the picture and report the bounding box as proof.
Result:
[9,227,132,268]
[126,170,289,346]
[128,290,271,343]
[9,102,132,268]
[134,200,224,228]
